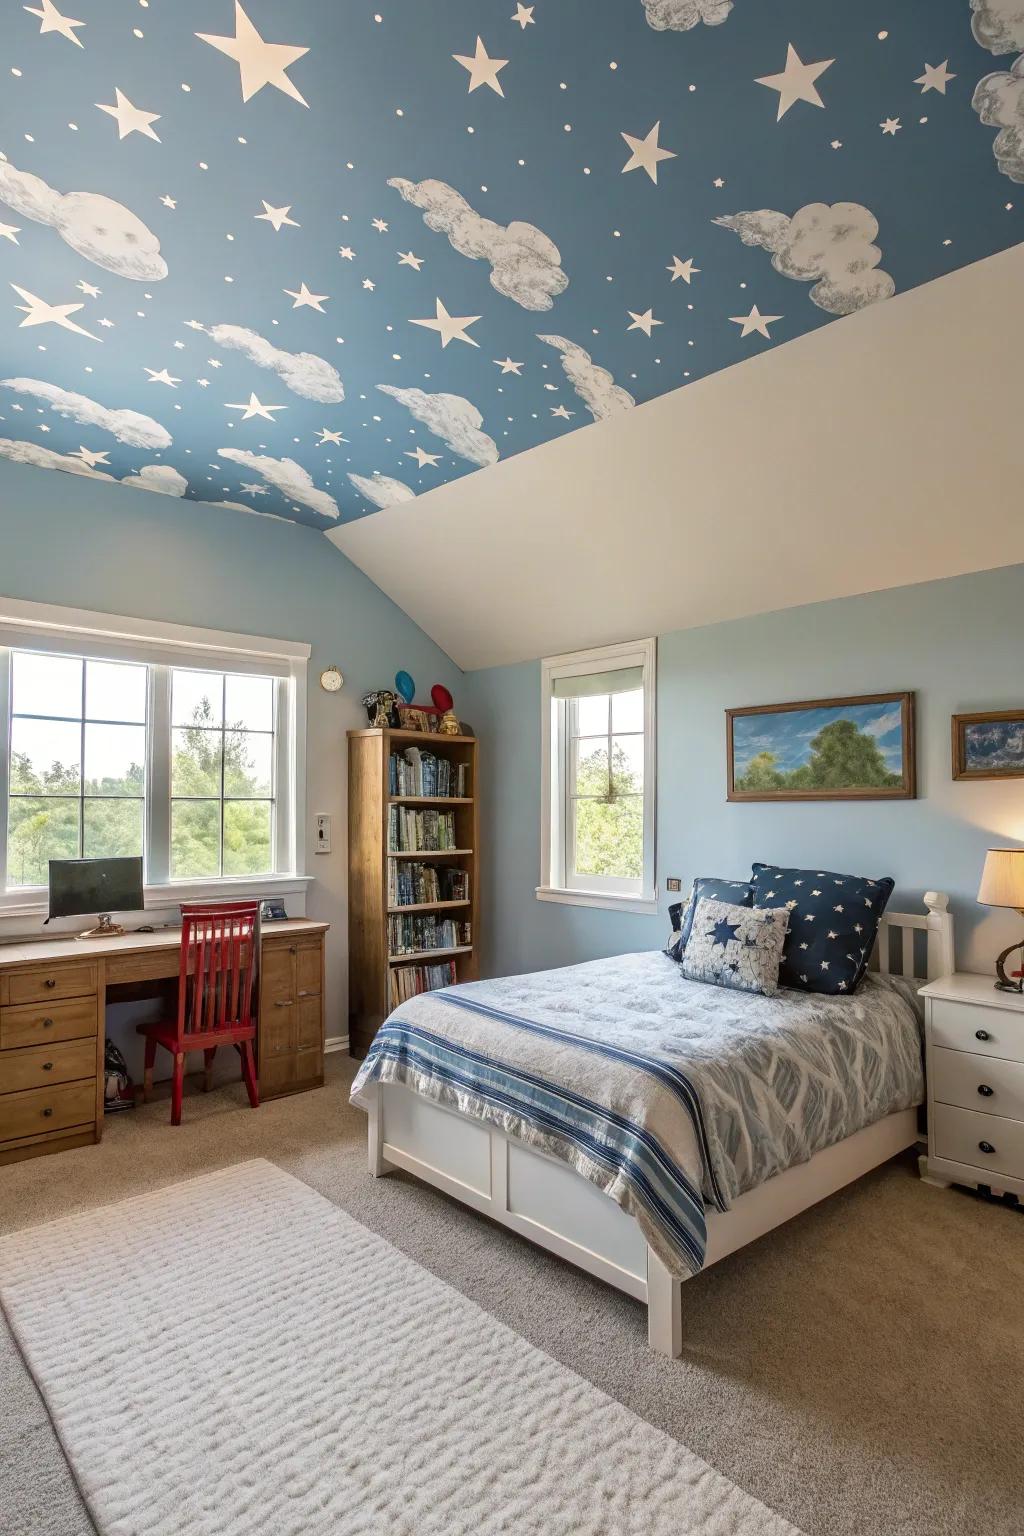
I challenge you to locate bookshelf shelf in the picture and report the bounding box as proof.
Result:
[348,727,479,1057]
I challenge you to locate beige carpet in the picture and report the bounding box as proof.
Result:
[1,1056,1021,1536]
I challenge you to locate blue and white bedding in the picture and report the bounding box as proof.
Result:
[350,950,924,1278]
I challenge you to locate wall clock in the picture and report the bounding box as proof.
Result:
[319,666,344,694]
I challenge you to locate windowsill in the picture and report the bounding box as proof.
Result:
[0,872,314,921]
[535,885,659,916]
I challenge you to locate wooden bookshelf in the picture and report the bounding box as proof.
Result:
[347,727,479,1057]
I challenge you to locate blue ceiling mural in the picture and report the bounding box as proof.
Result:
[0,0,1020,529]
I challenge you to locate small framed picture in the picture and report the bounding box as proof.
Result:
[952,710,1024,780]
[397,706,431,733]
[726,692,916,802]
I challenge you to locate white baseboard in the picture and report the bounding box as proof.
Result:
[324,1035,349,1055]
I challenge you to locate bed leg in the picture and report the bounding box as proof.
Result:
[366,1087,392,1178]
[646,1248,683,1357]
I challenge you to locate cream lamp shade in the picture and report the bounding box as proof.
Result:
[978,849,1024,911]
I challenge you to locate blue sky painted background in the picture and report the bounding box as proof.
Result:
[732,701,906,775]
[0,0,1021,530]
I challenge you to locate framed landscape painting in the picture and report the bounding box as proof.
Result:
[952,710,1024,780]
[727,692,916,802]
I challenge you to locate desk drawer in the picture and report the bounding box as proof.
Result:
[0,1079,95,1143]
[932,1103,1024,1182]
[295,943,322,998]
[930,1000,1024,1064]
[0,996,98,1050]
[0,1039,96,1095]
[931,1046,1024,1120]
[5,962,97,1007]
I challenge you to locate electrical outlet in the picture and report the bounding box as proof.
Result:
[666,877,682,892]
[315,814,331,854]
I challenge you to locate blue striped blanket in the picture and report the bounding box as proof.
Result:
[350,951,924,1277]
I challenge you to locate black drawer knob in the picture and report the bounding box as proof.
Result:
[42,1062,53,1072]
[42,1107,53,1118]
[978,1140,995,1155]
[44,978,56,989]
[978,1084,994,1097]
[976,1029,990,1041]
[42,1018,53,1028]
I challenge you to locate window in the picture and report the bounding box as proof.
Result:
[0,598,309,908]
[539,639,656,913]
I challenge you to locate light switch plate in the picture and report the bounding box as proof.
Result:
[315,814,331,854]
[666,877,682,892]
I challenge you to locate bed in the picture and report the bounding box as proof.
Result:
[351,891,954,1355]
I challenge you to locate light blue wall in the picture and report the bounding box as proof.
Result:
[0,458,464,1074]
[463,565,1024,980]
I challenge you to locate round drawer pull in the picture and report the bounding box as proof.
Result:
[978,1140,996,1155]
[44,978,57,989]
[975,1029,990,1041]
[42,1017,54,1028]
[978,1084,994,1097]
[42,1061,53,1072]
[42,1107,53,1118]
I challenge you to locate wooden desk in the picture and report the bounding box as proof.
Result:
[0,918,329,1167]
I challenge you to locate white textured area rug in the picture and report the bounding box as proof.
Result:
[0,1160,802,1536]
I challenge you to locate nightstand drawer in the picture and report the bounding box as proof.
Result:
[930,1000,1024,1064]
[932,1103,1024,1180]
[931,1046,1024,1120]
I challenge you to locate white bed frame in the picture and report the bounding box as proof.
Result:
[363,892,954,1356]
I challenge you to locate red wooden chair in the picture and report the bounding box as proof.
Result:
[138,900,261,1126]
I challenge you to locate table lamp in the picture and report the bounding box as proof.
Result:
[977,848,1024,992]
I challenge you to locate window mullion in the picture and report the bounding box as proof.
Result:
[147,665,171,885]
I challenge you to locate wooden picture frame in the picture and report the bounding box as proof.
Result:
[726,692,916,802]
[952,710,1024,781]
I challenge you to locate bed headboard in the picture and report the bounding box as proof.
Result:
[872,891,954,981]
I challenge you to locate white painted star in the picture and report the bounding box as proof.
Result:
[226,392,285,421]
[12,284,99,341]
[339,246,355,260]
[493,356,523,374]
[755,44,833,120]
[284,282,328,311]
[880,117,901,135]
[729,304,781,339]
[98,317,114,328]
[160,194,177,209]
[316,427,346,445]
[75,279,101,298]
[915,60,955,95]
[667,255,699,283]
[551,404,574,419]
[830,139,843,149]
[197,2,309,107]
[71,445,109,467]
[712,177,725,188]
[0,223,20,245]
[511,3,534,27]
[627,308,663,336]
[145,367,180,386]
[397,250,424,270]
[240,482,268,496]
[621,122,676,184]
[409,297,481,348]
[24,0,84,47]
[453,36,508,97]
[256,201,299,231]
[372,217,389,233]
[405,445,442,467]
[96,87,161,142]
[362,278,375,291]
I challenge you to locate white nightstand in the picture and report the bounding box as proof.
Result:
[919,974,1024,1199]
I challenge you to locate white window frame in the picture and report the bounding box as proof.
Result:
[0,595,310,918]
[538,637,657,915]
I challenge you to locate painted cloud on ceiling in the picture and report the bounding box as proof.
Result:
[388,178,568,311]
[713,203,895,314]
[0,160,167,281]
[0,0,1019,529]
[640,0,735,31]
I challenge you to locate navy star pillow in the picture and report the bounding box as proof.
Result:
[749,863,895,996]
[680,897,790,997]
[664,877,753,962]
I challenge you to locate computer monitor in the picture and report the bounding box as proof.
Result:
[48,857,144,929]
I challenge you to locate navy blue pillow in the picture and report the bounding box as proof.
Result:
[749,863,895,995]
[665,878,754,962]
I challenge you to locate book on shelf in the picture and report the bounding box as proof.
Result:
[389,748,468,799]
[387,862,470,907]
[388,913,471,956]
[388,805,457,853]
[389,958,458,1008]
